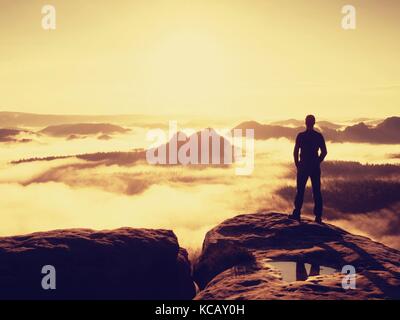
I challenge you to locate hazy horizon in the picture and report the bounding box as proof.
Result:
[0,109,395,127]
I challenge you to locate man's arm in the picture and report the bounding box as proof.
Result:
[293,135,300,168]
[319,135,327,163]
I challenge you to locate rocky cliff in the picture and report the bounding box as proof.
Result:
[193,212,400,300]
[1,213,399,300]
[0,228,195,300]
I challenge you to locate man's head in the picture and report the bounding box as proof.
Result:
[305,115,316,130]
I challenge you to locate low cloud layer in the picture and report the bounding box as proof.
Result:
[0,124,399,251]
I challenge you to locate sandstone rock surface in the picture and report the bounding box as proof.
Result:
[194,212,400,300]
[0,227,195,300]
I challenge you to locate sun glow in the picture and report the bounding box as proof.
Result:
[1,0,399,119]
[144,29,227,96]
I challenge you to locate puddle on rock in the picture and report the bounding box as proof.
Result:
[266,261,337,282]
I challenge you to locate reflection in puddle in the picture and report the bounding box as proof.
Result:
[267,261,337,282]
[233,264,257,276]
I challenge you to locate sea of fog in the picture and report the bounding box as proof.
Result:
[0,126,399,254]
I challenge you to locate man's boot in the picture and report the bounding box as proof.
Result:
[289,210,301,222]
[314,216,322,224]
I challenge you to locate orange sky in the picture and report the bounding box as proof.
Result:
[0,0,399,120]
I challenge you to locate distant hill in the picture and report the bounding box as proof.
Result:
[234,121,299,140]
[234,116,400,144]
[271,119,342,130]
[0,128,33,143]
[270,119,304,127]
[0,128,22,142]
[148,128,236,165]
[39,123,130,137]
[0,111,160,127]
[340,116,400,143]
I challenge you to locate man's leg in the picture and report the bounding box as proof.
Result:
[293,167,308,217]
[309,264,321,276]
[310,167,323,220]
[296,262,308,281]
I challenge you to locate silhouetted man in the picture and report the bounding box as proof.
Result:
[289,115,327,223]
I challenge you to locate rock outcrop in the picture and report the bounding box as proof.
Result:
[193,212,400,300]
[2,213,399,300]
[0,228,195,300]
